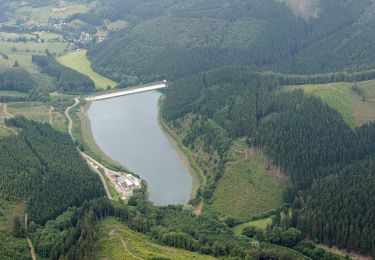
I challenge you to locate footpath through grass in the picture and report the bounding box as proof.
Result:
[7,102,68,133]
[57,50,117,89]
[94,218,214,260]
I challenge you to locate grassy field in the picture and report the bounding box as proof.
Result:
[0,91,28,97]
[0,103,17,137]
[5,1,90,26]
[210,142,284,220]
[233,217,273,235]
[0,125,17,138]
[284,80,375,128]
[0,31,69,73]
[94,218,214,260]
[57,50,117,89]
[105,19,128,31]
[5,102,67,133]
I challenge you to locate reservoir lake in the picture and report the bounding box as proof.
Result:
[88,90,192,205]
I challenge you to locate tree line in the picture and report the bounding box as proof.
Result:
[30,191,314,259]
[32,55,95,93]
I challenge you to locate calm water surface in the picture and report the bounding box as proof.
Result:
[88,90,192,205]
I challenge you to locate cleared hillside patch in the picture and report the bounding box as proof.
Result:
[233,217,273,235]
[210,144,284,220]
[94,218,214,260]
[57,50,117,89]
[0,198,25,232]
[284,80,375,127]
[278,0,320,19]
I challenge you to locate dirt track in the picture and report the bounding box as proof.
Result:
[65,98,112,200]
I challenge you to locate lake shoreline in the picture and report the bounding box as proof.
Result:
[157,96,205,202]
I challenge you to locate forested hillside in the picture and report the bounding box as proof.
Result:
[28,191,318,259]
[162,67,375,257]
[0,117,104,224]
[0,68,36,93]
[87,0,375,83]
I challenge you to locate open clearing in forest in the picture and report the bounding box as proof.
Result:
[0,91,28,97]
[284,79,375,128]
[5,102,67,133]
[233,217,273,235]
[0,198,25,232]
[57,50,117,89]
[0,103,17,137]
[94,218,214,260]
[210,140,284,220]
[278,0,320,19]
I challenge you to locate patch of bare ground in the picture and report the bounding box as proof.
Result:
[232,146,287,183]
[49,106,54,126]
[265,163,287,183]
[297,1,320,19]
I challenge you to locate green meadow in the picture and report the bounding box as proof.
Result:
[0,31,69,73]
[57,50,117,89]
[233,217,273,235]
[5,102,67,133]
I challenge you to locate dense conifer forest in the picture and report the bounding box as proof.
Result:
[0,117,104,224]
[87,0,375,82]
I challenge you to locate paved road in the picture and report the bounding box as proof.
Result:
[65,98,112,200]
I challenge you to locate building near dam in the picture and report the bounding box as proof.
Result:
[109,170,141,200]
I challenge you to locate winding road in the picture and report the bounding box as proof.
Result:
[65,98,112,200]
